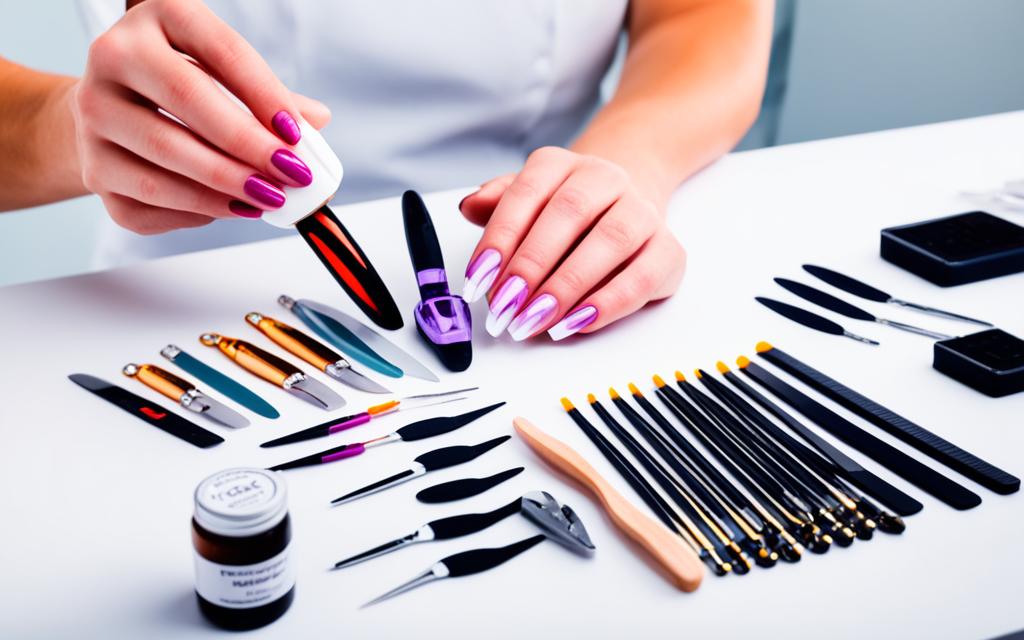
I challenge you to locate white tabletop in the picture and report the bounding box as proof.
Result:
[2,112,1023,639]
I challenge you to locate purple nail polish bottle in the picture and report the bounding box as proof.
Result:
[402,190,472,371]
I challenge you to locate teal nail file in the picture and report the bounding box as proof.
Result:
[160,345,280,419]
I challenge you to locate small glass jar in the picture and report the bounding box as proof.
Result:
[192,468,295,630]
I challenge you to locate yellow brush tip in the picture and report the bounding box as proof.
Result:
[560,397,575,412]
[674,370,686,382]
[587,393,597,404]
[652,374,666,388]
[756,341,773,353]
[608,387,620,400]
[628,382,642,396]
[693,369,702,379]
[716,361,730,374]
[737,356,751,368]
[367,400,400,415]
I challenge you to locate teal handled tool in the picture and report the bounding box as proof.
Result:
[160,344,280,419]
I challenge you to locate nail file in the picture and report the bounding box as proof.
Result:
[754,342,1019,494]
[415,467,525,504]
[160,345,279,419]
[121,363,249,429]
[755,297,879,345]
[69,374,224,448]
[736,357,982,510]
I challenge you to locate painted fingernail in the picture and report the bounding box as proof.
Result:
[244,175,286,209]
[271,149,313,186]
[508,294,558,341]
[272,110,301,145]
[463,249,502,302]
[547,305,598,341]
[485,276,528,337]
[229,200,263,218]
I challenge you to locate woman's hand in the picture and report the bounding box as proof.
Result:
[459,147,686,341]
[72,0,330,234]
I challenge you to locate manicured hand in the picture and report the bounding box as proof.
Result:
[460,147,686,341]
[71,0,330,233]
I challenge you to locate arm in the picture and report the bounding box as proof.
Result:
[460,0,774,340]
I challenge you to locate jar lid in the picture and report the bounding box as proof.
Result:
[194,468,288,538]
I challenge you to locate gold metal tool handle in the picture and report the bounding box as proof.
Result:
[122,363,192,401]
[513,416,704,592]
[245,312,339,372]
[200,333,301,387]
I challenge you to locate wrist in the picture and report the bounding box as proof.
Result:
[34,77,86,198]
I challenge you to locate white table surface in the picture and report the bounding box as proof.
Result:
[2,112,1023,639]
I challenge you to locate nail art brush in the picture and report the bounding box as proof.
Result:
[278,295,404,379]
[416,467,524,503]
[623,384,779,564]
[160,344,279,419]
[69,374,224,448]
[259,388,476,447]
[330,435,511,505]
[774,278,951,340]
[754,342,1020,494]
[593,392,754,573]
[561,397,732,576]
[720,362,917,523]
[199,333,345,410]
[122,363,249,429]
[245,312,389,393]
[513,416,705,591]
[402,190,473,371]
[737,356,982,510]
[756,297,879,345]
[802,264,993,327]
[269,402,505,471]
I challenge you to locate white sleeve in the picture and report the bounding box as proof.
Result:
[74,0,124,40]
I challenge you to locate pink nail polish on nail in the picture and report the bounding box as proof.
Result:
[508,294,558,341]
[244,175,286,209]
[485,276,528,337]
[547,305,598,341]
[229,200,263,218]
[271,149,313,186]
[463,248,502,303]
[272,111,301,145]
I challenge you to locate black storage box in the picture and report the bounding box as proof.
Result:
[933,329,1024,397]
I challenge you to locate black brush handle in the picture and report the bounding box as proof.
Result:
[775,278,876,321]
[398,402,506,442]
[417,467,525,504]
[441,535,546,577]
[402,190,445,274]
[803,264,891,302]
[755,297,845,336]
[759,346,1020,494]
[741,360,981,510]
[415,435,511,470]
[427,499,523,539]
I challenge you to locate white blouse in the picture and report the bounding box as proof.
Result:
[76,0,628,268]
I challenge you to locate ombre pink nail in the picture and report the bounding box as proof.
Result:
[272,111,301,145]
[463,248,501,303]
[547,305,598,341]
[485,276,528,337]
[508,294,558,341]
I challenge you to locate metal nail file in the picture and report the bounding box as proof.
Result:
[774,278,952,340]
[199,333,345,411]
[259,388,477,448]
[269,402,506,471]
[160,345,279,419]
[755,342,1020,494]
[416,467,525,504]
[122,363,249,429]
[69,374,224,448]
[802,264,993,327]
[755,297,880,345]
[244,311,389,394]
[280,295,441,382]
[737,357,982,510]
[330,436,511,506]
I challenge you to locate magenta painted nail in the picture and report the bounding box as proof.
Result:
[271,110,301,145]
[463,249,502,303]
[547,305,598,341]
[485,276,528,337]
[508,294,558,341]
[271,149,313,186]
[244,175,286,209]
[229,200,263,218]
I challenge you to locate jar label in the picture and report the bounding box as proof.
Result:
[194,546,294,609]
